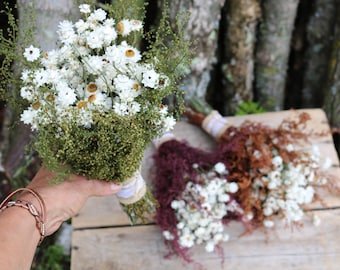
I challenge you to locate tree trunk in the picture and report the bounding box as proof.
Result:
[18,0,80,51]
[3,0,80,178]
[323,0,340,154]
[165,0,225,99]
[254,0,300,111]
[220,0,261,115]
[302,0,336,108]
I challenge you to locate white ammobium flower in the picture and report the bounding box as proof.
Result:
[142,69,160,88]
[123,47,142,62]
[20,87,35,101]
[117,19,143,36]
[86,30,104,49]
[114,74,135,92]
[56,85,77,107]
[23,45,40,62]
[88,8,107,22]
[20,108,40,130]
[162,116,176,132]
[79,4,91,14]
[57,20,76,45]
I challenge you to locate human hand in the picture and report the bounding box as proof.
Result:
[19,166,122,236]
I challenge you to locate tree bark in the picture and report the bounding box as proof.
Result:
[220,0,261,115]
[302,0,336,108]
[165,0,225,99]
[323,0,340,154]
[254,0,300,111]
[18,0,80,51]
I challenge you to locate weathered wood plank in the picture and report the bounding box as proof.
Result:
[72,109,340,229]
[71,209,340,270]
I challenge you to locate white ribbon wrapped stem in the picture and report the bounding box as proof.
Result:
[202,110,230,140]
[116,169,147,205]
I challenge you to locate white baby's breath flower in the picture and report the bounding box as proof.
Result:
[263,219,274,228]
[244,212,254,221]
[218,193,230,203]
[163,230,175,240]
[322,157,332,170]
[214,162,227,174]
[205,241,215,253]
[272,155,283,169]
[253,149,262,159]
[263,207,273,216]
[179,233,195,248]
[286,144,294,152]
[23,45,40,62]
[164,163,242,253]
[171,200,181,210]
[227,182,238,193]
[312,214,321,226]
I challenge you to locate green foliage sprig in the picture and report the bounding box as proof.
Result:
[0,2,35,110]
[235,101,266,115]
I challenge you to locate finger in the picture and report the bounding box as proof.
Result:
[86,180,122,197]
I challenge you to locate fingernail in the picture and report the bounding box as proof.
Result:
[110,183,122,191]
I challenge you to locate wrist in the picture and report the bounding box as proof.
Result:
[18,188,66,237]
[1,188,46,245]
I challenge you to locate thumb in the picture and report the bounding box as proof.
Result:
[87,179,122,197]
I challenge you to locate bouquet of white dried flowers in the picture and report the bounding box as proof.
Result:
[1,2,191,223]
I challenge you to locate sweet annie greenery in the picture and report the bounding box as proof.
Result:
[36,111,148,183]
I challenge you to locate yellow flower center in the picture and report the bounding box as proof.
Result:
[132,20,141,26]
[77,100,88,109]
[133,83,139,91]
[32,101,41,110]
[125,49,135,58]
[88,94,96,103]
[46,94,55,102]
[117,21,124,35]
[87,83,98,93]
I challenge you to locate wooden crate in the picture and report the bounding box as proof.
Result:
[71,109,340,270]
